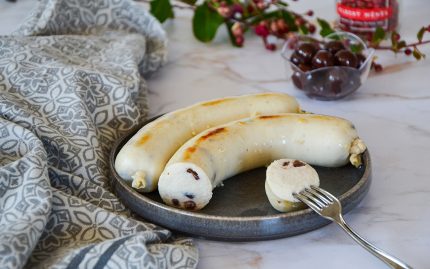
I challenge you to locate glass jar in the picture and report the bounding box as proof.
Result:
[336,0,399,37]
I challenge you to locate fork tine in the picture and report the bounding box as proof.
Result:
[310,185,335,202]
[293,193,322,212]
[304,188,332,205]
[300,190,327,208]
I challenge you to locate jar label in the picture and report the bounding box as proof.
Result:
[337,3,392,22]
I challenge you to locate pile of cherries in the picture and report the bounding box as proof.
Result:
[290,41,365,73]
[289,40,367,96]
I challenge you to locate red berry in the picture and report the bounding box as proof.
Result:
[265,43,276,51]
[257,1,267,9]
[247,4,254,13]
[308,24,316,34]
[404,48,412,56]
[393,33,401,41]
[270,21,278,33]
[306,10,314,16]
[247,4,255,13]
[231,22,243,37]
[231,3,244,14]
[373,63,383,72]
[276,20,289,34]
[295,17,305,26]
[235,36,244,46]
[254,24,269,37]
[217,6,231,17]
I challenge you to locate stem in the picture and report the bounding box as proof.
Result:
[371,39,430,50]
[248,10,282,25]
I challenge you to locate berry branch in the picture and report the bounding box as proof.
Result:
[138,0,429,71]
[317,20,430,71]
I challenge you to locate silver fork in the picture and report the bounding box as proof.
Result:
[294,186,413,269]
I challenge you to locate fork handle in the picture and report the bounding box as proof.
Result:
[335,216,413,269]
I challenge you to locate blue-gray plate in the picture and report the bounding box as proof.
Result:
[109,118,371,241]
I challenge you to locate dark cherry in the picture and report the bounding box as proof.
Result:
[296,43,317,64]
[291,71,303,89]
[312,50,335,69]
[327,69,347,94]
[324,41,345,55]
[290,52,302,66]
[325,67,363,97]
[298,63,312,72]
[335,49,358,68]
[356,53,366,68]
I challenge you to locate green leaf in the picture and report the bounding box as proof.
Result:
[277,1,289,7]
[391,31,399,43]
[249,10,280,26]
[281,10,297,31]
[390,31,399,51]
[417,27,426,43]
[150,0,174,23]
[180,0,197,5]
[317,18,334,37]
[350,43,364,53]
[412,48,422,60]
[299,25,309,35]
[397,40,407,50]
[225,21,239,47]
[192,2,225,42]
[412,47,425,60]
[372,27,385,44]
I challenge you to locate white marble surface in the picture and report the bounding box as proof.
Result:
[148,5,430,268]
[2,1,429,268]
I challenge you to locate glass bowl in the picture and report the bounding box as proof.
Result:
[281,32,375,101]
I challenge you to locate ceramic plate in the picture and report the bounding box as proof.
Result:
[109,117,371,241]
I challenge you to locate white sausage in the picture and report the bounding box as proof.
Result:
[114,93,300,192]
[265,159,319,212]
[158,113,366,210]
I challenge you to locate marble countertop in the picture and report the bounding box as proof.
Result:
[148,4,430,268]
[149,3,430,269]
[2,1,429,268]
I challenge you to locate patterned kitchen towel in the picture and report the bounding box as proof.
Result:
[0,0,198,268]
